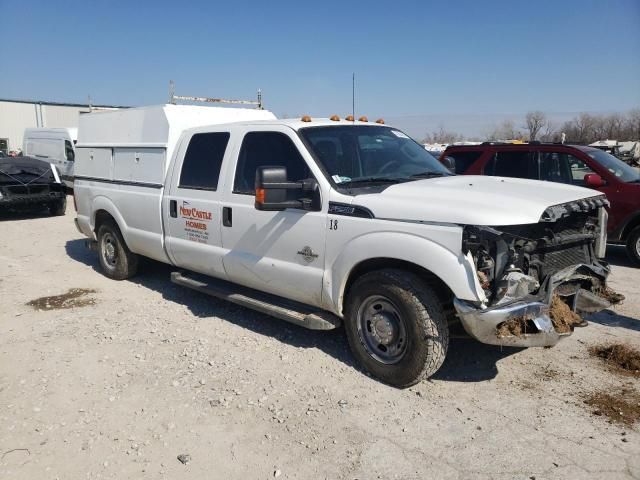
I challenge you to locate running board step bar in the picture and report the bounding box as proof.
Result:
[170,271,341,331]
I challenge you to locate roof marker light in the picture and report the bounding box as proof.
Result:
[358,116,368,122]
[345,115,354,121]
[301,115,312,122]
[375,118,385,124]
[330,115,340,121]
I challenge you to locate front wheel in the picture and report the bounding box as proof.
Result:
[97,221,139,280]
[626,226,640,267]
[344,269,449,388]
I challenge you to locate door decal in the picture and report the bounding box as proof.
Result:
[179,200,213,244]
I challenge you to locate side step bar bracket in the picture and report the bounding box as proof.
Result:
[170,271,341,331]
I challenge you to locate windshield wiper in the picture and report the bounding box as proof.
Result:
[409,171,453,179]
[338,176,406,186]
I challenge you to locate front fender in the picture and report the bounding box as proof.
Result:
[326,230,485,316]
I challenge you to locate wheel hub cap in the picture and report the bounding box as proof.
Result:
[102,234,117,265]
[371,313,397,345]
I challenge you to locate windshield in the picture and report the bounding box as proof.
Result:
[299,125,451,186]
[586,149,640,183]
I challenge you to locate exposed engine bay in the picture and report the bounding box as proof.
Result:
[454,196,624,346]
[462,196,619,311]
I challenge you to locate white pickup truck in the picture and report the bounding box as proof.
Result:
[74,104,616,387]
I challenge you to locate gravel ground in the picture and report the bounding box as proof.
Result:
[1,202,639,480]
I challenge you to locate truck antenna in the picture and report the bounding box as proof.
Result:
[352,73,355,123]
[169,80,176,104]
[257,88,263,110]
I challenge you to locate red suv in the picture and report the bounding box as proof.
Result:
[441,143,640,265]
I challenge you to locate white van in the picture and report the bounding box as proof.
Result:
[23,128,77,189]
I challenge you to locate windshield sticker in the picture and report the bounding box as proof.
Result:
[332,175,351,184]
[391,130,410,139]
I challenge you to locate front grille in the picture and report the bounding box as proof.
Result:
[499,210,598,282]
[541,244,590,273]
[4,184,50,195]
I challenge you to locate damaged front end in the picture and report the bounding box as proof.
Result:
[454,196,624,347]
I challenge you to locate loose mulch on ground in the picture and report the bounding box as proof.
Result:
[26,288,97,311]
[584,388,640,426]
[588,343,640,377]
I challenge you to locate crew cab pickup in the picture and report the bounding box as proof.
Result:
[74,105,617,387]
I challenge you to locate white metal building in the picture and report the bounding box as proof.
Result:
[0,98,127,155]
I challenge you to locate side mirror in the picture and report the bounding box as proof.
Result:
[584,173,605,188]
[255,166,320,211]
[441,155,456,173]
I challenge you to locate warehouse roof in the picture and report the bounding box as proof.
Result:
[0,97,129,109]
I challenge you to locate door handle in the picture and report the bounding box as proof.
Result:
[170,200,177,218]
[223,206,232,227]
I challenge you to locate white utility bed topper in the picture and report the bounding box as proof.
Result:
[75,104,276,185]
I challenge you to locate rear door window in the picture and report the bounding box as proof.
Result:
[484,151,538,179]
[445,150,483,173]
[179,132,230,191]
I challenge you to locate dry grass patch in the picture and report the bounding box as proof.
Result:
[549,295,583,333]
[584,388,640,426]
[588,343,640,377]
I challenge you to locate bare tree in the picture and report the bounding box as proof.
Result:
[422,126,464,144]
[623,109,640,139]
[488,120,522,141]
[525,111,547,141]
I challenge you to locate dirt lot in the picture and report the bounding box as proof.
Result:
[1,202,639,479]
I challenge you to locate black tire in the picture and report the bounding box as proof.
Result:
[49,196,66,216]
[626,226,640,267]
[344,269,449,388]
[97,220,139,280]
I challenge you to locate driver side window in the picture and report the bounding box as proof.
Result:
[233,132,312,195]
[65,140,75,162]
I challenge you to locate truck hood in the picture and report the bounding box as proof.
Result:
[350,176,603,226]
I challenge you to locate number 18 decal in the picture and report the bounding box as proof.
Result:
[329,219,338,231]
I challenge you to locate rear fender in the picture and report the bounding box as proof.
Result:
[91,196,130,243]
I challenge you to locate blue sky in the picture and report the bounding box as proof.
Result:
[1,0,638,137]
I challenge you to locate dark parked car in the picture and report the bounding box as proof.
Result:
[0,156,66,216]
[441,142,640,265]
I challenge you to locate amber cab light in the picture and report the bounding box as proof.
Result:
[330,115,340,121]
[345,115,354,121]
[375,118,385,124]
[301,115,312,122]
[358,116,368,122]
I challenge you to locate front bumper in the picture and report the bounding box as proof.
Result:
[453,263,615,347]
[454,298,564,347]
[0,191,65,208]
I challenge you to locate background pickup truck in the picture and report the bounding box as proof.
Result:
[74,105,618,387]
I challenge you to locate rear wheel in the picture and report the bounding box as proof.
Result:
[626,226,640,267]
[97,221,139,280]
[344,269,449,388]
[49,196,66,216]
